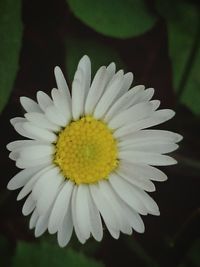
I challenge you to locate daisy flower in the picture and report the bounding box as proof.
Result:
[7,55,182,247]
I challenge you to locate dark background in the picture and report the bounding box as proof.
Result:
[0,0,200,266]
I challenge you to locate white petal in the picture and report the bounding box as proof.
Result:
[16,155,52,169]
[20,97,42,113]
[32,167,59,202]
[117,72,133,97]
[51,88,71,124]
[36,91,53,112]
[72,55,91,120]
[122,85,148,109]
[45,105,67,127]
[114,109,175,137]
[25,112,60,132]
[19,145,54,160]
[7,165,46,190]
[90,183,120,239]
[7,140,38,151]
[79,55,91,94]
[99,180,132,235]
[22,194,35,216]
[87,189,103,241]
[10,117,26,127]
[119,201,145,233]
[34,212,50,237]
[104,86,145,122]
[72,68,84,120]
[109,173,148,215]
[150,100,160,111]
[71,186,86,244]
[57,208,73,247]
[48,180,74,234]
[75,185,91,239]
[118,130,183,146]
[109,102,153,130]
[23,122,57,142]
[139,88,155,102]
[54,66,71,107]
[120,161,168,182]
[119,150,177,166]
[93,72,124,119]
[130,187,160,216]
[85,66,107,115]
[17,166,53,200]
[36,173,63,215]
[117,164,156,192]
[9,150,20,161]
[14,122,36,140]
[29,209,39,229]
[106,62,116,83]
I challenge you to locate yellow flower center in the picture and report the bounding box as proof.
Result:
[54,116,118,184]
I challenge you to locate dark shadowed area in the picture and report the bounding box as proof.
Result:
[0,0,200,267]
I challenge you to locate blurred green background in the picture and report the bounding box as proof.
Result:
[0,0,200,266]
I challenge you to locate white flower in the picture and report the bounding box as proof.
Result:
[7,55,182,247]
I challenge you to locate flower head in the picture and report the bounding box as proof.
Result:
[7,55,182,247]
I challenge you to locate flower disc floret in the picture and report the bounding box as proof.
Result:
[54,116,118,184]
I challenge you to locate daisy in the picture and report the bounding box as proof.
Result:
[7,55,182,247]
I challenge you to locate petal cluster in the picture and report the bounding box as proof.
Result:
[7,55,182,247]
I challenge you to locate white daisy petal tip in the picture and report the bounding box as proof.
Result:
[7,55,182,247]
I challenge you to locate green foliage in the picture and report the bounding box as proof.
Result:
[67,0,157,38]
[66,36,124,82]
[0,0,23,113]
[156,0,200,115]
[12,241,104,267]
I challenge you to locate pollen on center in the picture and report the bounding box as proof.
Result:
[54,116,118,184]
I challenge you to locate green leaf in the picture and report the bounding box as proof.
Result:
[12,241,104,267]
[0,0,23,113]
[156,1,200,115]
[66,36,124,82]
[67,0,157,38]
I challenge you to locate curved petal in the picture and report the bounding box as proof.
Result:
[22,194,35,216]
[48,180,74,234]
[20,97,42,113]
[75,184,91,240]
[87,188,103,241]
[54,66,71,106]
[17,166,53,201]
[99,180,132,235]
[23,122,57,142]
[114,109,175,138]
[72,55,91,120]
[36,173,63,215]
[51,88,71,124]
[93,71,124,119]
[29,209,39,229]
[85,66,107,115]
[36,91,53,112]
[109,102,153,130]
[71,186,86,244]
[25,112,60,132]
[119,150,177,166]
[57,208,73,247]
[109,173,148,215]
[7,165,46,190]
[90,183,120,239]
